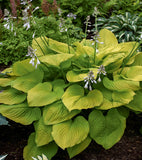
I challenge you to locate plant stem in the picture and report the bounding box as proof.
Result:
[66,30,70,54]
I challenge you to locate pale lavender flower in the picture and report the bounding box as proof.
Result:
[32,154,48,160]
[0,42,3,45]
[59,17,67,32]
[67,13,76,19]
[58,8,62,16]
[26,46,40,68]
[23,20,30,30]
[92,7,100,17]
[97,65,106,82]
[84,71,97,90]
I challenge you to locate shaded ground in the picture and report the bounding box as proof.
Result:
[0,113,142,160]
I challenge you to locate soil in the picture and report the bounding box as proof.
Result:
[0,64,142,160]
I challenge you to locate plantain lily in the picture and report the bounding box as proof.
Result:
[0,29,142,160]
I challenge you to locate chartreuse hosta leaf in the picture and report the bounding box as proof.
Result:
[67,136,91,159]
[11,69,44,93]
[89,109,126,149]
[39,53,74,68]
[52,116,89,149]
[125,66,142,81]
[0,77,15,87]
[101,52,125,67]
[62,85,103,111]
[118,42,139,57]
[66,68,98,82]
[0,88,26,105]
[0,103,41,125]
[132,52,142,66]
[13,59,35,76]
[48,38,75,54]
[103,77,140,91]
[97,85,135,110]
[126,90,142,112]
[32,36,50,56]
[32,37,75,56]
[43,100,80,125]
[98,29,118,48]
[23,133,58,160]
[74,41,94,59]
[28,80,65,107]
[1,67,14,76]
[34,117,53,147]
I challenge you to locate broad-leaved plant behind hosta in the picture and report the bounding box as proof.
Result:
[0,29,142,160]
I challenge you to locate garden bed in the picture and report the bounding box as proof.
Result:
[0,113,142,160]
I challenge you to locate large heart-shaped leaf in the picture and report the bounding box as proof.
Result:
[32,36,49,56]
[0,78,15,87]
[34,117,53,147]
[126,66,142,81]
[48,38,75,54]
[0,88,26,105]
[28,82,64,107]
[97,85,135,110]
[103,77,140,91]
[89,109,126,149]
[39,54,74,68]
[98,29,118,48]
[52,116,89,149]
[62,85,103,111]
[43,101,80,125]
[13,59,35,76]
[0,103,41,125]
[132,52,142,66]
[12,69,44,93]
[126,90,142,112]
[67,136,91,159]
[66,68,98,82]
[23,133,58,160]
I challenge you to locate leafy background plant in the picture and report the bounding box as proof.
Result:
[97,12,142,42]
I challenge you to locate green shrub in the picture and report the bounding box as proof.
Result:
[113,0,142,16]
[0,29,142,160]
[57,0,117,26]
[0,14,82,65]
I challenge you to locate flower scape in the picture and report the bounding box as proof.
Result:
[0,28,142,160]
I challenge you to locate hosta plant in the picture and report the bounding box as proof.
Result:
[97,12,142,43]
[0,29,142,160]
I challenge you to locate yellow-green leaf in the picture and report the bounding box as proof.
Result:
[67,136,91,159]
[52,116,89,149]
[43,101,80,125]
[0,103,41,125]
[12,69,44,93]
[126,90,142,112]
[89,109,126,149]
[28,82,63,107]
[66,68,98,82]
[13,59,35,76]
[0,77,15,87]
[98,29,118,49]
[0,88,26,105]
[103,77,140,91]
[23,133,58,160]
[62,85,103,111]
[34,118,53,147]
[39,53,74,68]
